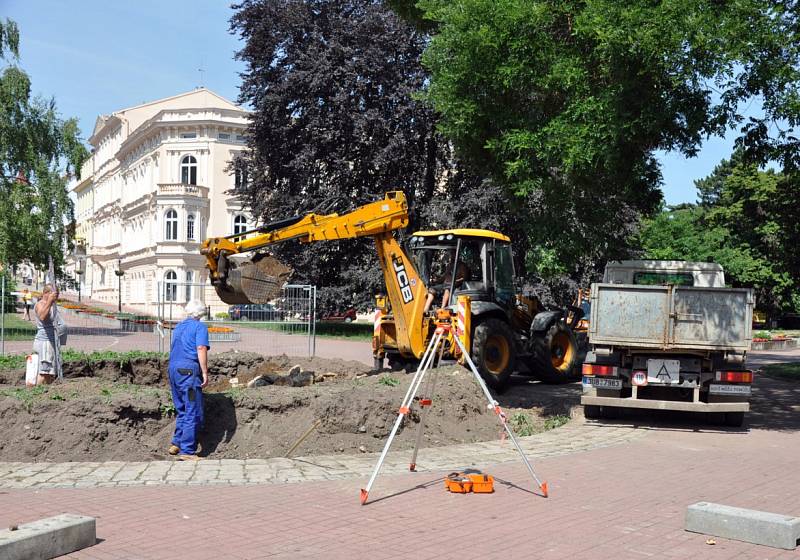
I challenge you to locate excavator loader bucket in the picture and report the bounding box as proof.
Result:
[214,253,292,305]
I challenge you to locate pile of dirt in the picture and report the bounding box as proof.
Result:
[0,353,576,462]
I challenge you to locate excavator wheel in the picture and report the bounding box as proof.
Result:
[471,318,515,391]
[529,321,579,384]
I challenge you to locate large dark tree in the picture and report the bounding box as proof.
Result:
[231,0,513,311]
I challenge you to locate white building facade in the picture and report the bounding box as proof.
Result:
[69,89,253,315]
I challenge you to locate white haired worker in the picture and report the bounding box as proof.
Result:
[167,299,210,460]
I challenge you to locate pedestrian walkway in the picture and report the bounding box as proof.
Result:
[1,420,798,559]
[0,419,642,489]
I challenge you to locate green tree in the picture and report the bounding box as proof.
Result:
[0,18,88,274]
[639,158,798,314]
[390,0,800,280]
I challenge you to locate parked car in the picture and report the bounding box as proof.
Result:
[228,303,281,321]
[321,308,357,322]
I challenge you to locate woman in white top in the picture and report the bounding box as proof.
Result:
[33,284,65,385]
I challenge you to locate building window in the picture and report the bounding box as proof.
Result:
[234,166,248,190]
[180,155,197,185]
[165,209,178,240]
[185,270,194,301]
[164,270,177,302]
[235,134,246,142]
[187,214,195,241]
[181,132,197,139]
[218,133,230,140]
[233,214,248,235]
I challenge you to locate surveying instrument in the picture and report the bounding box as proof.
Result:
[360,305,549,505]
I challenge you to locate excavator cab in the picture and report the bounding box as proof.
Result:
[406,228,579,388]
[409,229,515,312]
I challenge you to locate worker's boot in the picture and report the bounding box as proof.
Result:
[168,444,180,456]
[177,454,201,462]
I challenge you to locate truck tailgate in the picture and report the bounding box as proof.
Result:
[589,283,753,351]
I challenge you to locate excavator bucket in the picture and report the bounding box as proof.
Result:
[214,253,293,305]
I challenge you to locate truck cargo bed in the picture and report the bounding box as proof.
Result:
[589,284,754,352]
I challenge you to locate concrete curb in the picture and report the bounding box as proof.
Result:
[0,513,96,559]
[686,501,800,550]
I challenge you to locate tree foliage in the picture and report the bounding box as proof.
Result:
[0,18,88,273]
[230,0,511,310]
[389,0,800,280]
[639,157,798,314]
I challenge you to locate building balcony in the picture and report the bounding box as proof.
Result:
[157,183,209,198]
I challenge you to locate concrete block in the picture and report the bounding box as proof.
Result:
[686,502,800,550]
[0,513,96,560]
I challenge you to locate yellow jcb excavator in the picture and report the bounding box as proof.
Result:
[201,191,579,389]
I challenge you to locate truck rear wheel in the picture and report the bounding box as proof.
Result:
[530,322,579,383]
[724,412,745,427]
[471,318,515,391]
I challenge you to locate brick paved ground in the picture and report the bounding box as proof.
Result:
[0,420,643,489]
[1,365,799,558]
[1,348,798,558]
[1,419,798,560]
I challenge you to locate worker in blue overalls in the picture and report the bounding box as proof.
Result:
[168,299,210,460]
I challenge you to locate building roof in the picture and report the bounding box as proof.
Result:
[88,88,243,146]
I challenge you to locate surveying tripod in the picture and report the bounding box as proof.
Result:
[360,311,548,505]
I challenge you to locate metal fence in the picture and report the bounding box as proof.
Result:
[0,276,316,359]
[0,275,163,355]
[157,282,316,357]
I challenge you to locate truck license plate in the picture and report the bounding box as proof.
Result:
[709,384,751,395]
[582,376,622,390]
[647,359,680,384]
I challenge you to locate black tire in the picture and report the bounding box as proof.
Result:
[530,321,580,383]
[584,405,602,419]
[724,411,745,427]
[584,405,619,420]
[471,318,515,391]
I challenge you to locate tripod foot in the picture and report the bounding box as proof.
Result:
[540,481,549,498]
[409,463,416,472]
[360,488,369,505]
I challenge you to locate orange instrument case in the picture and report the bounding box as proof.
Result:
[445,472,494,493]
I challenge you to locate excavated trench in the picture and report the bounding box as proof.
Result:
[0,352,577,462]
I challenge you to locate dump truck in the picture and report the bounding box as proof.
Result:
[580,260,754,426]
[201,191,580,390]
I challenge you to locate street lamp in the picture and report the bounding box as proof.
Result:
[114,259,125,313]
[75,269,84,303]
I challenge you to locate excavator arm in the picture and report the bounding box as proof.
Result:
[200,191,429,358]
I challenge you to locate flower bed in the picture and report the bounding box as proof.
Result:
[208,331,241,342]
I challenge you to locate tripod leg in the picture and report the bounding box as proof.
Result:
[451,335,549,497]
[361,331,443,505]
[409,340,446,471]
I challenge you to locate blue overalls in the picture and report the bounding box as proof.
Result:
[168,318,210,455]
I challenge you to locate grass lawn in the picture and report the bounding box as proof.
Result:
[216,320,373,341]
[1,312,37,340]
[0,349,166,371]
[760,362,800,381]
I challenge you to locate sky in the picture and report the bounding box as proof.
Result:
[4,0,749,206]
